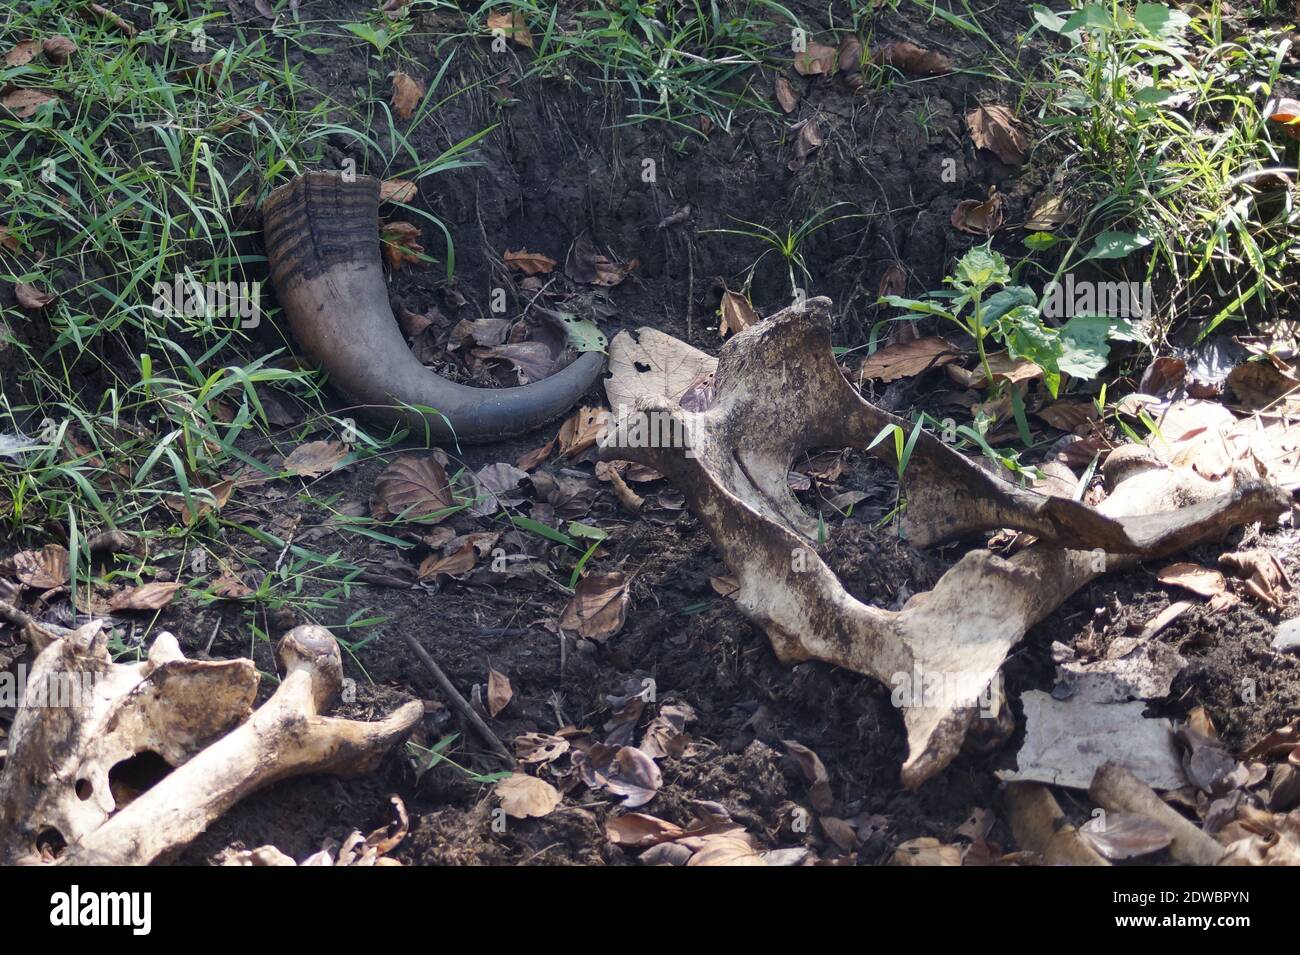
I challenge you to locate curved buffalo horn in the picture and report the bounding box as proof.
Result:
[262,171,605,444]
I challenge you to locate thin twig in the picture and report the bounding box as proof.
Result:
[401,631,514,768]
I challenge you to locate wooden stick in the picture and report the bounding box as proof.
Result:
[401,632,514,768]
[1005,783,1110,865]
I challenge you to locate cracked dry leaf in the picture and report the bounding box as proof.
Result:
[559,572,630,641]
[858,336,958,382]
[558,406,610,457]
[951,188,1005,235]
[4,40,38,67]
[14,544,69,589]
[718,289,758,337]
[792,42,837,76]
[496,773,561,819]
[379,178,418,204]
[966,104,1029,165]
[416,540,477,579]
[390,71,424,120]
[787,118,823,171]
[2,89,56,118]
[487,10,533,49]
[774,75,798,113]
[515,732,569,764]
[486,668,512,717]
[380,221,423,272]
[873,40,953,76]
[503,249,556,275]
[686,830,767,866]
[372,455,455,521]
[604,327,717,415]
[284,440,348,478]
[109,581,183,612]
[516,438,554,471]
[1157,562,1226,599]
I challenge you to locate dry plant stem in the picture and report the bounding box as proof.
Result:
[1005,782,1110,865]
[1089,762,1225,865]
[599,298,1289,787]
[402,631,514,768]
[0,597,67,653]
[261,171,605,444]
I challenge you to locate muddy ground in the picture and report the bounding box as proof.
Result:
[5,0,1299,865]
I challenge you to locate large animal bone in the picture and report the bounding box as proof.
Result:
[599,298,1288,788]
[262,171,605,444]
[0,623,422,865]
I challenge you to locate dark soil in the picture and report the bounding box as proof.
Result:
[6,0,1299,866]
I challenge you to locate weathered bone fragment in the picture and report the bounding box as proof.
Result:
[599,298,1288,787]
[262,171,604,444]
[0,623,421,865]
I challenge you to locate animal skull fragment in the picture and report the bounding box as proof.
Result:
[599,297,1288,787]
[0,622,421,865]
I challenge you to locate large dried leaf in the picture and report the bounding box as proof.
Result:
[2,88,56,118]
[486,668,512,717]
[390,71,424,120]
[515,732,569,764]
[858,336,957,382]
[890,837,962,866]
[718,290,758,337]
[109,581,183,612]
[951,189,1004,235]
[503,249,557,275]
[606,813,685,848]
[372,455,455,521]
[15,283,56,310]
[496,773,561,818]
[792,42,837,76]
[686,830,767,866]
[966,104,1029,165]
[1157,562,1226,599]
[774,75,798,113]
[873,40,952,76]
[417,540,478,579]
[604,327,717,414]
[284,440,347,478]
[559,572,630,641]
[604,746,662,808]
[14,544,69,589]
[4,41,38,67]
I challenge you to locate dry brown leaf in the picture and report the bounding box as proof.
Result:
[372,455,455,521]
[951,188,1005,235]
[2,88,56,118]
[380,221,424,272]
[793,42,838,77]
[284,440,347,478]
[719,290,758,337]
[1157,562,1226,599]
[1265,96,1300,141]
[109,581,183,612]
[42,36,78,65]
[211,572,252,599]
[487,10,533,49]
[774,75,798,113]
[890,836,962,866]
[15,283,56,310]
[1024,193,1073,231]
[859,336,957,382]
[503,249,557,275]
[783,739,832,813]
[496,773,560,818]
[417,540,477,579]
[878,262,907,299]
[486,668,512,717]
[390,71,424,120]
[515,732,569,764]
[558,406,610,457]
[564,233,637,287]
[787,118,823,171]
[516,438,554,471]
[559,571,630,641]
[686,830,767,866]
[966,104,1029,165]
[4,40,38,67]
[0,227,19,252]
[606,813,685,848]
[873,40,953,76]
[710,575,739,598]
[1034,400,1098,433]
[379,178,418,204]
[14,544,69,589]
